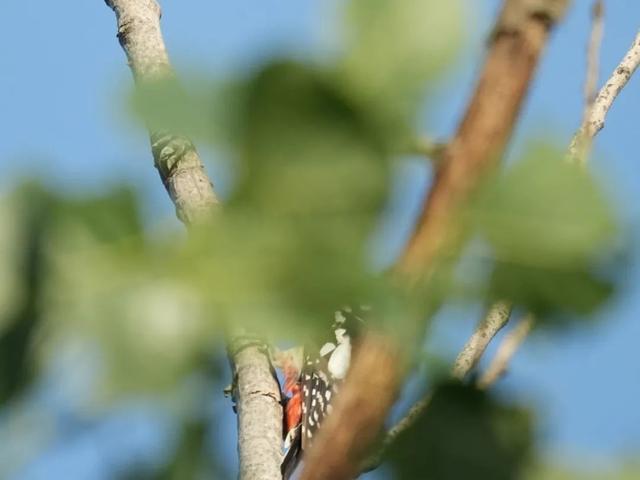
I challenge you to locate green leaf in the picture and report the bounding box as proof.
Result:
[471,144,618,315]
[0,185,51,403]
[388,382,533,480]
[234,61,391,218]
[475,145,615,267]
[341,0,463,124]
[53,186,144,245]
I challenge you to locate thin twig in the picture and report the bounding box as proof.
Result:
[359,394,431,473]
[568,0,605,164]
[410,137,448,166]
[569,23,640,164]
[584,1,605,114]
[451,301,512,380]
[366,300,512,465]
[477,314,534,388]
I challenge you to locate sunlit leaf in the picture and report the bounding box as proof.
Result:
[341,0,463,128]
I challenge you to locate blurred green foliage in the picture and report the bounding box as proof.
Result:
[341,0,463,143]
[0,184,50,403]
[388,382,533,480]
[526,462,640,480]
[0,0,629,478]
[470,145,617,317]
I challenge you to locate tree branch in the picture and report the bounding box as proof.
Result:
[477,313,534,388]
[366,2,640,468]
[300,2,568,479]
[567,0,605,164]
[568,22,640,163]
[409,137,448,166]
[583,1,605,116]
[382,1,615,445]
[367,301,512,465]
[451,301,513,380]
[104,0,218,224]
[396,0,569,282]
[102,2,282,479]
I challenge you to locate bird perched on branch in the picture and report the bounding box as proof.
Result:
[279,307,367,479]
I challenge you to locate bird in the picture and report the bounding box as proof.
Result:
[280,306,367,479]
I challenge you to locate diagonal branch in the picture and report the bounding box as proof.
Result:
[568,23,640,163]
[300,2,569,479]
[451,301,512,380]
[397,0,569,281]
[102,2,282,479]
[384,0,635,449]
[366,301,512,468]
[477,313,535,388]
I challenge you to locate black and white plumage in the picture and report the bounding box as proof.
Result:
[301,307,362,448]
[282,306,367,479]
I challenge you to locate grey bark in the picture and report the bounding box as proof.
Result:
[477,313,534,388]
[229,337,284,480]
[102,2,283,479]
[104,0,218,224]
[569,27,640,163]
[451,300,512,380]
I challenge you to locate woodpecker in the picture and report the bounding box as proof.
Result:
[281,306,366,479]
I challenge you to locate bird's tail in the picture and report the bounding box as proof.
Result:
[282,424,302,480]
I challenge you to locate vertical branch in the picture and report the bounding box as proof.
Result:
[102,2,283,479]
[583,1,605,110]
[583,1,605,115]
[229,337,284,480]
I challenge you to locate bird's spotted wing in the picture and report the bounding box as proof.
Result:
[300,353,338,450]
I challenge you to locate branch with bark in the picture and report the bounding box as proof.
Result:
[383,0,640,454]
[568,0,604,163]
[397,0,569,281]
[569,19,640,163]
[102,2,282,479]
[101,1,640,479]
[477,313,535,388]
[228,336,284,480]
[299,1,569,478]
[451,301,512,380]
[104,0,218,224]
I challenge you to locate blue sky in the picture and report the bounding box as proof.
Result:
[1,0,639,478]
